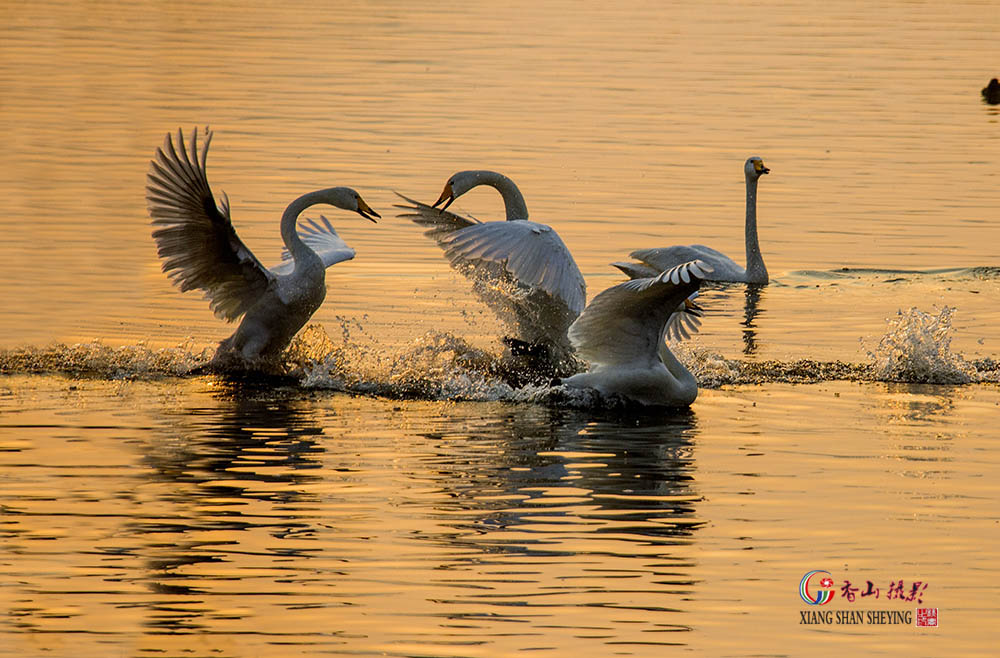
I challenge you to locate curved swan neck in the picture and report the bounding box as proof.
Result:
[281,191,325,263]
[473,171,529,221]
[658,338,698,405]
[744,175,768,284]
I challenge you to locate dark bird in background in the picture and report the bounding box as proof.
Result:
[982,78,1000,105]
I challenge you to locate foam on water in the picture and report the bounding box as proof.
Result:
[2,308,997,403]
[0,339,212,379]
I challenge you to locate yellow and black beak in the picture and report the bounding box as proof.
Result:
[432,182,456,212]
[756,160,770,176]
[356,195,380,223]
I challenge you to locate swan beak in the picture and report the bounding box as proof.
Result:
[356,196,380,223]
[683,298,704,316]
[433,182,455,212]
[755,160,770,175]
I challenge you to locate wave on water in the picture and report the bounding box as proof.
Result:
[0,339,212,380]
[785,266,1000,284]
[1,308,997,403]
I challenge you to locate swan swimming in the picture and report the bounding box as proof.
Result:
[562,260,712,407]
[146,127,380,372]
[614,157,770,284]
[396,170,586,381]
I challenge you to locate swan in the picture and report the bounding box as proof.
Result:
[562,260,713,407]
[395,170,586,379]
[146,127,380,372]
[614,157,770,284]
[983,78,1000,104]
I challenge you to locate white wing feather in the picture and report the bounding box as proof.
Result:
[626,245,745,281]
[568,260,712,367]
[440,220,586,317]
[612,261,704,342]
[272,215,355,275]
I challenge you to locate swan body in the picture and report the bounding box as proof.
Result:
[396,170,586,376]
[146,128,379,371]
[615,157,770,284]
[562,260,712,407]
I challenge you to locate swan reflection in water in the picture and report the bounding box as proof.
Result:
[135,388,328,630]
[414,406,704,545]
[407,406,705,635]
[742,283,764,355]
[128,395,705,641]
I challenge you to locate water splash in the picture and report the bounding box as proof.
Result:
[866,306,973,384]
[298,324,516,401]
[671,342,741,388]
[2,310,997,399]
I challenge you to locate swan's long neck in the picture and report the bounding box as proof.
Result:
[658,334,698,405]
[744,175,768,284]
[475,171,529,221]
[280,191,325,265]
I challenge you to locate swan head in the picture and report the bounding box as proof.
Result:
[432,170,498,211]
[320,187,380,222]
[745,157,769,181]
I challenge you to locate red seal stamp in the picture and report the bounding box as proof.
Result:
[915,608,938,627]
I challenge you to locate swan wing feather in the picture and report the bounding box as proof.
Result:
[613,261,703,342]
[146,127,274,321]
[664,293,704,342]
[568,260,711,366]
[630,245,731,270]
[440,220,587,316]
[394,191,480,241]
[273,215,356,275]
[611,261,662,279]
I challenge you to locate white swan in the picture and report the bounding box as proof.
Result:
[396,170,586,377]
[146,127,379,371]
[615,157,770,284]
[562,260,713,407]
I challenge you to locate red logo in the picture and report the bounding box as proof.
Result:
[915,608,938,627]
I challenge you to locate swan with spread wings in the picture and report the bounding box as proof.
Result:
[396,170,586,380]
[563,260,712,407]
[146,127,379,372]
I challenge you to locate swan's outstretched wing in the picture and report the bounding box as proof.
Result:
[611,262,703,342]
[569,260,712,367]
[610,261,661,279]
[146,127,274,321]
[395,192,480,241]
[630,245,731,270]
[627,244,747,281]
[440,220,587,318]
[272,215,355,275]
[664,293,704,342]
